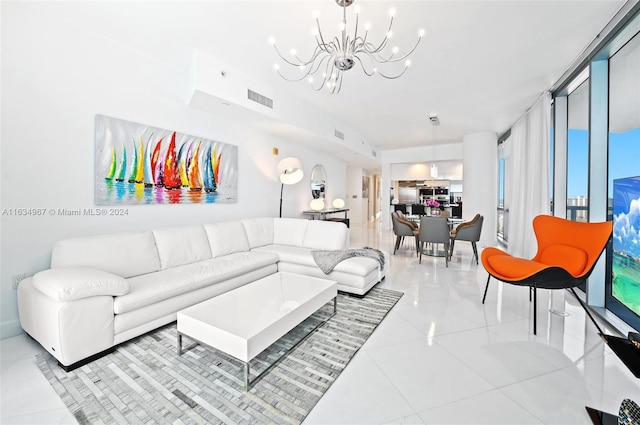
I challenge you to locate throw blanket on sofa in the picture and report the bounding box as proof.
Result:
[312,247,385,275]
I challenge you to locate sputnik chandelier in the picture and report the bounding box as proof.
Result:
[269,0,424,94]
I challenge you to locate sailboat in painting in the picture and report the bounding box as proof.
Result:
[105,147,117,180]
[163,132,181,190]
[128,137,145,184]
[151,138,164,187]
[188,141,203,191]
[203,143,218,193]
[144,136,155,187]
[177,140,190,187]
[115,143,127,182]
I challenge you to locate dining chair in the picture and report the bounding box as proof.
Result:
[391,211,419,256]
[481,215,612,334]
[411,204,426,216]
[393,204,407,214]
[418,216,450,266]
[449,214,483,264]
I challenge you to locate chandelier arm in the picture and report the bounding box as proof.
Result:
[276,57,322,82]
[335,72,344,93]
[295,45,329,68]
[375,64,409,79]
[273,44,315,67]
[315,18,331,52]
[362,16,395,54]
[353,55,376,76]
[362,36,422,63]
[353,13,359,45]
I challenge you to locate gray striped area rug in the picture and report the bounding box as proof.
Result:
[37,287,403,425]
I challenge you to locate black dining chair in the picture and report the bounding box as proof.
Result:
[411,204,426,216]
[393,204,407,214]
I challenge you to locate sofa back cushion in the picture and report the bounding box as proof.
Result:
[152,226,212,270]
[241,218,274,248]
[302,220,349,250]
[204,221,250,257]
[273,218,308,247]
[51,231,161,278]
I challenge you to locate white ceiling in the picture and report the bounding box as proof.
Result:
[27,0,627,171]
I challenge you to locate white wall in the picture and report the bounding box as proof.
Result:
[0,3,346,338]
[347,167,364,224]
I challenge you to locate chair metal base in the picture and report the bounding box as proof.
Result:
[482,276,604,336]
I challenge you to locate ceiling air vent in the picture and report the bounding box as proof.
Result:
[247,89,273,109]
[372,150,377,157]
[334,129,344,140]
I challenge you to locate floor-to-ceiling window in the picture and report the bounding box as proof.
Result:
[566,72,590,222]
[607,31,640,329]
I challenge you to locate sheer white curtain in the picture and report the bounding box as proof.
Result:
[507,91,551,258]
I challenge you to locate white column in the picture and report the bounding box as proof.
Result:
[463,132,498,247]
[380,162,392,230]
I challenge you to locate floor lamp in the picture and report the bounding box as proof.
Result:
[277,157,303,217]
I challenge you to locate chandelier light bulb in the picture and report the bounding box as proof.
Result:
[273,64,280,71]
[270,0,423,94]
[312,9,319,18]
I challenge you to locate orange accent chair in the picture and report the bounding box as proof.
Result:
[481,215,612,334]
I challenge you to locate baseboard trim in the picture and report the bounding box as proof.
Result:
[0,319,24,340]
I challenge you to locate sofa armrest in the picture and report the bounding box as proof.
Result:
[33,266,130,301]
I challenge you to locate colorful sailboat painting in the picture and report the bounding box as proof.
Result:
[95,114,238,205]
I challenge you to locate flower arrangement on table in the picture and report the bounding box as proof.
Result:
[425,200,441,209]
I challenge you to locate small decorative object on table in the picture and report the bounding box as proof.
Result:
[425,199,440,216]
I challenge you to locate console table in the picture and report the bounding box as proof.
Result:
[302,208,350,228]
[302,208,349,220]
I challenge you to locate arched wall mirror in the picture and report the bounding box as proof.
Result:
[310,164,327,199]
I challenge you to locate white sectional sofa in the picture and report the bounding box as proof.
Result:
[17,218,386,369]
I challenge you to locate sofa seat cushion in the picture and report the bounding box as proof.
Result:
[176,251,279,289]
[113,251,278,314]
[114,269,197,315]
[253,245,378,276]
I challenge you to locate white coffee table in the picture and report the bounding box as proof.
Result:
[177,271,337,389]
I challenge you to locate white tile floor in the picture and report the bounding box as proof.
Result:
[1,221,638,424]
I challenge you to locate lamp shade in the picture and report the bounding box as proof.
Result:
[332,198,345,208]
[277,157,304,185]
[310,198,325,211]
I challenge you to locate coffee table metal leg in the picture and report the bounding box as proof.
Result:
[177,333,182,356]
[244,362,250,390]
